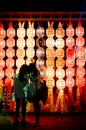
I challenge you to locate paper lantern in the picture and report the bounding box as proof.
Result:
[0,39,5,48]
[5,78,13,88]
[76,21,84,36]
[46,21,54,37]
[56,38,64,48]
[46,67,54,78]
[36,59,44,69]
[66,77,74,87]
[16,48,25,57]
[27,22,35,38]
[76,37,85,47]
[6,48,15,57]
[26,49,35,58]
[17,22,25,38]
[46,59,54,67]
[76,67,85,78]
[36,47,45,58]
[0,48,5,58]
[46,78,54,88]
[6,58,14,67]
[27,38,35,48]
[56,22,65,38]
[7,22,15,38]
[66,57,74,67]
[76,47,85,57]
[5,68,14,78]
[17,38,25,48]
[56,59,65,69]
[6,38,15,47]
[76,57,85,67]
[0,58,5,68]
[46,38,54,48]
[0,68,4,78]
[46,48,54,58]
[66,37,75,48]
[56,49,64,58]
[16,59,25,67]
[66,22,74,37]
[56,69,65,78]
[36,27,45,38]
[76,77,85,87]
[56,79,65,90]
[66,68,75,77]
[66,48,74,57]
[0,23,6,38]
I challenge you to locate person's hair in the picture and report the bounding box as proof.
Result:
[28,63,38,77]
[18,64,29,81]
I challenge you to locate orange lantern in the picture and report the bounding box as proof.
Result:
[36,26,45,38]
[76,47,85,58]
[66,77,74,87]
[56,79,65,90]
[66,68,75,77]
[0,22,6,38]
[66,37,75,48]
[56,22,65,38]
[0,39,5,48]
[76,37,85,47]
[0,48,5,58]
[56,49,64,58]
[56,59,65,69]
[76,77,85,87]
[6,58,14,68]
[46,78,54,88]
[46,21,54,38]
[76,67,85,78]
[7,22,15,38]
[76,21,84,37]
[66,22,74,37]
[46,38,54,48]
[56,38,64,48]
[76,57,85,67]
[6,48,15,57]
[6,38,15,47]
[5,78,13,89]
[46,59,54,67]
[66,57,74,67]
[56,69,65,78]
[5,68,14,78]
[46,48,54,58]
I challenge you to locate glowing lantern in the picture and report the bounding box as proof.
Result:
[76,57,85,67]
[17,38,25,48]
[5,78,13,88]
[36,59,44,69]
[56,22,65,38]
[76,47,85,57]
[66,22,74,37]
[36,47,45,58]
[66,57,74,67]
[0,58,5,68]
[46,60,54,67]
[46,21,54,37]
[76,77,85,87]
[0,22,6,38]
[46,38,54,48]
[0,39,5,48]
[46,67,54,78]
[56,49,64,58]
[36,26,45,38]
[17,22,25,38]
[0,68,4,78]
[66,68,75,77]
[27,22,35,38]
[56,38,64,48]
[5,68,14,78]
[0,48,5,58]
[76,21,84,36]
[56,69,65,78]
[66,48,74,57]
[40,70,44,78]
[76,67,85,78]
[6,58,14,67]
[16,48,25,57]
[6,38,15,47]
[46,48,54,58]
[66,37,75,48]
[66,77,74,87]
[46,78,54,88]
[16,59,25,67]
[56,59,65,69]
[56,79,65,90]
[6,48,15,57]
[27,38,35,48]
[76,37,85,47]
[26,49,35,58]
[7,22,15,38]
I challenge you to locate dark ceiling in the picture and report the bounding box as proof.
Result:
[0,0,86,12]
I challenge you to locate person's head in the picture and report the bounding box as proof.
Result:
[28,63,38,77]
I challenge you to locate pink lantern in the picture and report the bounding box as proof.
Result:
[76,57,85,67]
[76,77,85,87]
[7,22,15,38]
[56,79,65,89]
[56,22,65,38]
[66,77,74,87]
[0,39,5,48]
[6,48,15,57]
[36,27,45,38]
[56,69,65,78]
[76,67,85,78]
[76,37,85,47]
[6,58,14,67]
[0,48,5,58]
[76,21,84,36]
[56,59,65,69]
[66,68,75,77]
[76,47,85,57]
[66,48,74,57]
[6,38,15,47]
[56,38,64,48]
[0,68,4,78]
[5,68,14,78]
[0,23,6,38]
[66,22,74,37]
[0,58,5,68]
[66,57,74,67]
[66,37,75,48]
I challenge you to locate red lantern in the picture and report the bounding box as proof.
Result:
[76,77,85,87]
[66,68,75,77]
[66,48,74,57]
[76,67,85,78]
[0,23,6,38]
[66,77,74,87]
[0,68,4,78]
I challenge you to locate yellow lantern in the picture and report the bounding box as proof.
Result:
[56,79,65,90]
[66,22,74,37]
[46,78,54,88]
[26,49,35,58]
[16,59,25,68]
[16,48,25,58]
[17,38,25,48]
[66,68,75,77]
[56,38,64,48]
[17,22,25,38]
[46,67,54,78]
[0,39,5,48]
[46,38,54,48]
[56,69,65,78]
[76,67,85,78]
[27,38,35,48]
[27,22,35,38]
[56,49,64,58]
[56,59,65,69]
[46,48,54,58]
[6,38,15,47]
[66,37,75,48]
[56,22,65,38]
[66,77,74,87]
[76,21,84,37]
[76,37,85,47]
[46,21,54,38]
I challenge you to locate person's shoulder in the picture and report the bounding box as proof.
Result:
[14,73,19,78]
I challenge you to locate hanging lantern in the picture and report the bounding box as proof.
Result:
[27,38,35,48]
[7,22,15,38]
[16,48,25,58]
[56,69,65,78]
[66,37,75,48]
[26,49,35,58]
[66,22,74,37]
[0,39,5,48]
[56,79,65,90]
[46,38,54,48]
[56,22,65,38]
[5,68,14,78]
[0,22,6,38]
[46,59,54,67]
[76,37,85,47]
[76,47,85,58]
[17,38,25,48]
[46,48,54,58]
[17,22,25,38]
[6,58,14,68]
[36,47,45,58]
[27,22,35,38]
[56,59,65,69]
[56,38,64,48]
[66,68,75,77]
[76,21,84,37]
[0,58,5,68]
[76,67,85,78]
[0,68,4,78]
[76,77,85,87]
[66,48,74,57]
[66,57,74,67]
[36,26,45,38]
[66,77,74,87]
[6,38,15,47]
[6,48,15,57]
[46,67,54,78]
[16,59,25,68]
[46,78,54,88]
[46,21,54,38]
[0,48,5,58]
[56,49,64,58]
[36,59,44,69]
[76,57,85,67]
[5,78,13,88]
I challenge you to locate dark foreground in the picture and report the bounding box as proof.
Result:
[0,112,86,130]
